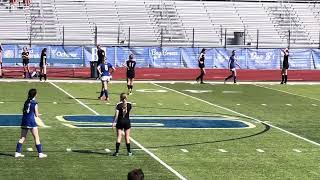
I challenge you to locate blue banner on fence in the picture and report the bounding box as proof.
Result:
[1,45,319,69]
[246,49,280,69]
[312,49,320,69]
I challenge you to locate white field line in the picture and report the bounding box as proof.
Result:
[27,148,33,152]
[180,149,189,153]
[152,83,320,147]
[254,84,320,102]
[256,149,265,153]
[293,149,302,153]
[218,149,228,153]
[66,148,72,152]
[49,82,187,180]
[104,148,111,153]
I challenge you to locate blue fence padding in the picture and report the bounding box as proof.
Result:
[1,45,320,69]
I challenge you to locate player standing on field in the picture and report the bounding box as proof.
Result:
[224,50,241,84]
[196,48,206,84]
[14,89,47,158]
[123,54,136,95]
[97,58,115,102]
[112,93,133,157]
[22,46,32,79]
[96,45,105,79]
[39,48,47,81]
[281,48,289,84]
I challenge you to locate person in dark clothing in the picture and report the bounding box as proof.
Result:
[22,46,32,79]
[39,48,47,81]
[112,93,133,157]
[281,48,289,84]
[196,48,206,84]
[123,54,136,95]
[96,45,105,79]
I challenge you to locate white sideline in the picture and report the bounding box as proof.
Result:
[49,82,187,180]
[254,84,320,102]
[152,83,320,147]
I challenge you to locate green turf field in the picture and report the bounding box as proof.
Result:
[0,81,319,180]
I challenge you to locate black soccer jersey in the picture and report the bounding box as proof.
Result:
[126,60,136,72]
[283,54,289,69]
[40,53,46,67]
[22,51,30,65]
[97,49,105,65]
[115,102,132,130]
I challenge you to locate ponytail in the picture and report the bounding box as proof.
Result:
[120,93,127,118]
[22,89,37,113]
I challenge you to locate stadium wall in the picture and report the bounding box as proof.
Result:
[2,45,320,70]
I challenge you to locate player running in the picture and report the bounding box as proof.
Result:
[123,54,136,95]
[224,50,241,84]
[39,48,47,81]
[97,58,115,101]
[196,48,206,84]
[281,48,289,84]
[22,46,32,79]
[112,93,133,156]
[14,89,47,158]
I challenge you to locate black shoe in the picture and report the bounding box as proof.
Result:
[200,82,205,84]
[280,82,284,84]
[112,152,119,157]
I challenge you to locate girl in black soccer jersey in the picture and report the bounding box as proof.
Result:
[112,93,132,156]
[123,54,136,95]
[281,48,289,84]
[196,48,206,84]
[39,48,47,81]
[22,46,32,79]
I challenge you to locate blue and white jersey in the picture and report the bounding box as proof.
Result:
[100,63,113,77]
[229,55,236,69]
[21,99,38,128]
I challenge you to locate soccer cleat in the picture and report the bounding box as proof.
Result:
[112,152,119,157]
[38,153,47,158]
[128,152,133,156]
[15,152,25,158]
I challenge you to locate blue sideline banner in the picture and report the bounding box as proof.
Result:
[312,49,320,69]
[246,49,280,69]
[287,49,313,69]
[2,45,319,69]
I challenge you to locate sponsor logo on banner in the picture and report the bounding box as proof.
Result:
[4,50,14,58]
[51,48,79,59]
[91,47,107,61]
[150,49,179,59]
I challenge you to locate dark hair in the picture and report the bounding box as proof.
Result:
[129,54,134,60]
[128,169,144,180]
[41,48,47,56]
[201,48,206,53]
[120,93,128,118]
[22,89,37,113]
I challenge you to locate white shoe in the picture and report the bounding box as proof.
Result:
[15,152,25,158]
[38,153,47,158]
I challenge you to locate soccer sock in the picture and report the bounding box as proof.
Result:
[99,90,104,97]
[44,74,47,81]
[127,85,130,90]
[130,85,133,91]
[24,72,27,78]
[28,70,32,78]
[39,74,42,81]
[234,76,237,83]
[16,143,23,153]
[104,90,108,98]
[225,75,233,81]
[281,75,284,83]
[35,144,42,153]
[126,143,131,153]
[200,72,204,82]
[115,142,120,153]
[284,75,288,83]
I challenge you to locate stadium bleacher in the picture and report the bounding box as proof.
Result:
[0,0,319,47]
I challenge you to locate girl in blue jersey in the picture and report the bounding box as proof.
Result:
[15,89,47,158]
[97,58,115,102]
[224,50,241,84]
